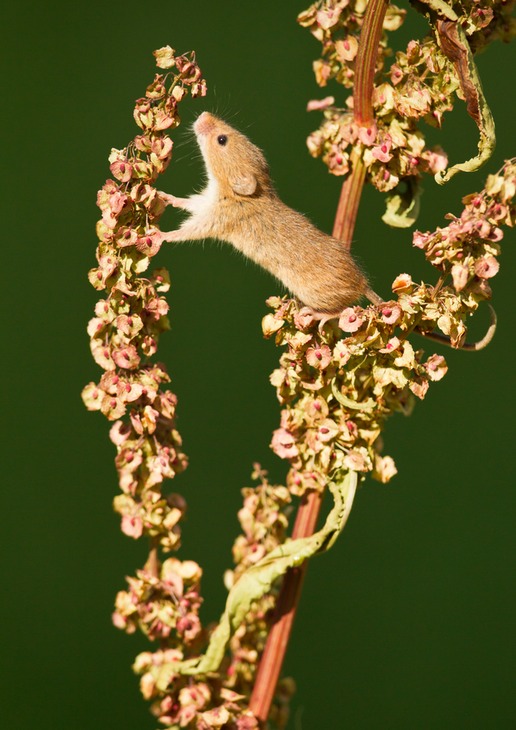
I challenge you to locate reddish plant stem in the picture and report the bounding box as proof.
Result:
[145,543,160,577]
[249,2,390,724]
[249,490,322,722]
[334,0,389,248]
[354,0,389,126]
[332,148,367,248]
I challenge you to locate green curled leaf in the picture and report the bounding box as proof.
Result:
[413,0,496,183]
[413,0,458,22]
[331,380,376,411]
[161,471,358,680]
[382,177,421,228]
[434,19,496,183]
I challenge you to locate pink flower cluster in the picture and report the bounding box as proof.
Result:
[82,47,206,548]
[124,469,293,729]
[83,49,296,728]
[413,161,515,301]
[82,34,513,728]
[298,0,406,90]
[265,294,436,493]
[264,161,515,492]
[135,648,258,730]
[113,557,204,643]
[462,0,516,51]
[231,465,291,572]
[301,1,449,191]
[224,466,295,728]
[299,0,513,211]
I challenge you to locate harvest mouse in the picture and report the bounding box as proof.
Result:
[157,112,495,349]
[158,111,381,316]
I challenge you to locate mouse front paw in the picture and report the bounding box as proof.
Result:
[157,229,183,243]
[157,192,185,208]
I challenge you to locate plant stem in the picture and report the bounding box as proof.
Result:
[332,148,367,248]
[334,0,389,249]
[354,0,389,126]
[145,544,160,577]
[249,489,322,722]
[249,1,390,723]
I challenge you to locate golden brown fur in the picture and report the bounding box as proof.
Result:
[160,112,370,315]
[158,113,496,349]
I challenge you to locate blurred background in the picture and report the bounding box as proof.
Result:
[2,1,515,728]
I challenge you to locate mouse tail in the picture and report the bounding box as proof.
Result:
[364,287,384,306]
[419,303,497,352]
[364,287,497,352]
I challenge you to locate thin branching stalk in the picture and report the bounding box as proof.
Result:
[249,490,322,722]
[85,2,514,723]
[332,148,367,247]
[333,0,389,248]
[249,5,390,720]
[354,0,390,125]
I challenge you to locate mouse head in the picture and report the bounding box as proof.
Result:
[193,112,271,197]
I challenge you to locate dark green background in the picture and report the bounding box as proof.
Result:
[2,2,515,728]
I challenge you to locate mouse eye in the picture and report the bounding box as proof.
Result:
[217,134,228,146]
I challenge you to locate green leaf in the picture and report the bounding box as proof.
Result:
[331,380,376,411]
[382,177,421,228]
[434,18,496,183]
[413,0,496,183]
[160,471,358,680]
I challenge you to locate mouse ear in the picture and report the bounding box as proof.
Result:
[229,172,257,196]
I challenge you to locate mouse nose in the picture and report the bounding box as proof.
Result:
[194,112,215,136]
